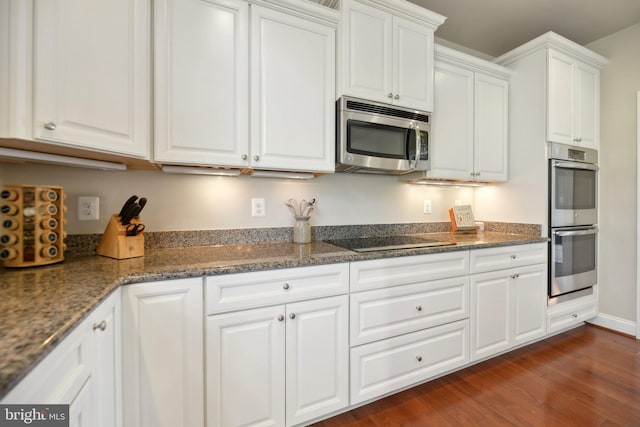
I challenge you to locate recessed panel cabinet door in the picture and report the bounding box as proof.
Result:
[474,73,508,181]
[512,265,547,346]
[547,50,575,145]
[429,62,474,180]
[33,0,150,158]
[470,272,510,361]
[122,278,203,427]
[340,0,392,104]
[154,0,249,166]
[207,305,286,427]
[574,62,599,149]
[250,5,335,172]
[285,296,349,426]
[393,16,434,112]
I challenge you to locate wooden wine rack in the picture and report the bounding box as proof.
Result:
[1,184,66,268]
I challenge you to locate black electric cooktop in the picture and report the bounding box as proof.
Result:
[325,235,455,252]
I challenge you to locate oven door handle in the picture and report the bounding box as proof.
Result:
[552,161,599,171]
[552,227,598,237]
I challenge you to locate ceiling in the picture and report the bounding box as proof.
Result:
[408,0,640,57]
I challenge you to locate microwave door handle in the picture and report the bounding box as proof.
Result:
[410,125,420,170]
[553,161,599,171]
[553,228,598,237]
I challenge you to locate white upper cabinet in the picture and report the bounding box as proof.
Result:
[496,32,606,151]
[250,4,335,172]
[547,49,600,149]
[338,0,444,111]
[427,45,511,182]
[14,0,150,158]
[154,0,337,172]
[153,0,249,167]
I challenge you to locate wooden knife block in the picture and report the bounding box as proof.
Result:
[96,214,144,259]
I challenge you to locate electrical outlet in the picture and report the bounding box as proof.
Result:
[251,198,265,217]
[78,196,100,221]
[423,199,432,214]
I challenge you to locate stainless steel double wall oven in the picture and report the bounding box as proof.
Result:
[548,143,598,303]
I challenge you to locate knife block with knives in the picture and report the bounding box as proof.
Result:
[96,196,146,259]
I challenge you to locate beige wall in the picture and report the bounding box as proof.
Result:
[0,163,474,234]
[587,22,640,323]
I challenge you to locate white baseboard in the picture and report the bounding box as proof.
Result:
[588,313,637,337]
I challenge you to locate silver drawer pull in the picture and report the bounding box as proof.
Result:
[572,313,578,319]
[510,255,517,260]
[283,283,290,290]
[93,320,107,331]
[278,315,285,322]
[416,356,423,362]
[44,121,57,131]
[416,306,423,312]
[289,313,296,320]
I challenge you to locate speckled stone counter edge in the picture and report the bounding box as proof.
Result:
[65,221,541,254]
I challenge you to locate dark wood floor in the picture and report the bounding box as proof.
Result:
[312,325,640,427]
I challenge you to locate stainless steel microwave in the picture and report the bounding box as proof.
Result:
[335,96,430,175]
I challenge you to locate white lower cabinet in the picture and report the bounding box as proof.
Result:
[348,252,471,405]
[206,295,349,427]
[122,278,204,427]
[1,288,122,427]
[205,263,349,427]
[350,319,469,405]
[547,288,598,334]
[470,244,547,361]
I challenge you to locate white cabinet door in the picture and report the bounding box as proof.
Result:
[547,49,574,145]
[89,289,122,427]
[512,265,547,346]
[429,62,474,180]
[474,73,508,182]
[69,377,94,427]
[250,4,335,172]
[33,0,150,158]
[122,278,203,427]
[547,49,600,148]
[154,0,249,167]
[574,62,599,149]
[393,16,434,111]
[470,272,511,361]
[472,262,547,361]
[339,0,392,105]
[285,296,348,426]
[207,305,286,427]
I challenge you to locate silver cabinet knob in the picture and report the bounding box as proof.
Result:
[387,92,393,98]
[283,283,290,290]
[416,306,422,312]
[416,356,423,362]
[93,320,107,331]
[289,313,296,320]
[510,255,517,260]
[572,313,578,319]
[278,314,285,322]
[253,155,260,161]
[511,273,520,279]
[394,94,399,100]
[44,121,57,131]
[241,154,248,160]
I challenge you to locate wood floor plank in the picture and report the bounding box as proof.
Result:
[312,325,640,427]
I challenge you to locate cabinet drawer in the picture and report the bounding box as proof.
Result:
[205,263,349,314]
[547,294,598,334]
[350,319,469,405]
[470,243,546,274]
[350,251,469,293]
[350,276,469,346]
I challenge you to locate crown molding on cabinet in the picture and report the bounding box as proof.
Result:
[495,31,608,69]
[435,44,514,80]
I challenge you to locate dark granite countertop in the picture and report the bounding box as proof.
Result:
[0,231,547,399]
